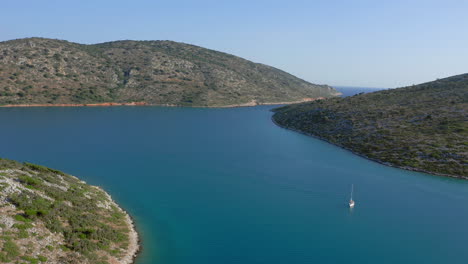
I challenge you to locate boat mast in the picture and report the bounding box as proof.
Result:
[350,184,354,201]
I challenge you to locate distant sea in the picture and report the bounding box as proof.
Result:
[333,86,386,97]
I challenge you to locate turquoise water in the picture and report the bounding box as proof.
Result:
[1,106,468,264]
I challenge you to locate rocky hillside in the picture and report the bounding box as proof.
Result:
[0,38,339,107]
[273,74,468,178]
[0,158,138,264]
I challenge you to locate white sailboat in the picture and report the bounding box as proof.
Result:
[349,184,355,208]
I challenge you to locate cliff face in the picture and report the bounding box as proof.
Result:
[272,74,468,178]
[0,159,138,264]
[0,38,339,106]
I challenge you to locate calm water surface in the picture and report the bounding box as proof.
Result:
[1,106,467,264]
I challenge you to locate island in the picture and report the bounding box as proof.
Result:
[0,158,139,263]
[272,73,467,178]
[0,38,339,107]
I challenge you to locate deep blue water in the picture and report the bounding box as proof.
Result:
[1,106,468,264]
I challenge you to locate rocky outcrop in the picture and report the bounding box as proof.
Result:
[0,159,139,263]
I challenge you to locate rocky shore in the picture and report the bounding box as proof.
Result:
[0,96,338,109]
[0,159,141,263]
[0,102,148,107]
[271,117,468,180]
[205,97,331,108]
[98,188,140,264]
[271,75,467,178]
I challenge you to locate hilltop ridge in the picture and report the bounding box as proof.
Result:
[0,38,339,107]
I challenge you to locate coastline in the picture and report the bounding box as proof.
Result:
[271,116,468,180]
[0,159,142,264]
[0,97,331,109]
[0,102,149,107]
[203,97,329,108]
[97,186,140,264]
[121,210,140,264]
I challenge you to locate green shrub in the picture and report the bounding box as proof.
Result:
[14,214,32,222]
[12,222,33,230]
[24,162,65,176]
[2,240,20,260]
[18,175,42,187]
[18,229,29,238]
[21,255,39,264]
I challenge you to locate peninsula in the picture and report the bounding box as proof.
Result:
[0,38,339,107]
[272,74,468,178]
[0,158,139,263]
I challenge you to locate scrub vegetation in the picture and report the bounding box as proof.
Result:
[0,158,138,263]
[273,74,468,178]
[0,38,339,106]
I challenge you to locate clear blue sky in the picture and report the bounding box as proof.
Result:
[2,0,467,88]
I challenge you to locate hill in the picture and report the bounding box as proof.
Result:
[0,158,138,263]
[272,74,468,178]
[0,38,339,107]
